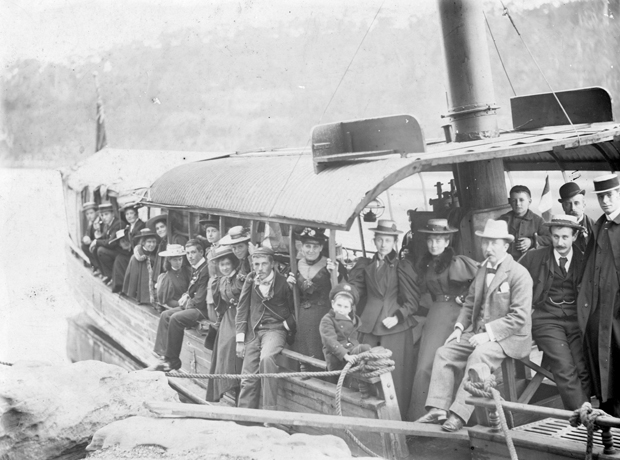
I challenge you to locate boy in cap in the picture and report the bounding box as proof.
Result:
[417,219,532,431]
[578,173,620,416]
[235,246,295,410]
[319,282,372,398]
[558,182,594,253]
[519,215,590,410]
[499,185,551,260]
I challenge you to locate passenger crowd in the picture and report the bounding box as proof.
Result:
[81,173,620,428]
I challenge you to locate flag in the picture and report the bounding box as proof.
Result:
[93,72,108,152]
[539,174,552,221]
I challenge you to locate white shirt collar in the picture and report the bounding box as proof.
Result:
[553,248,573,270]
[606,207,620,222]
[191,257,206,270]
[487,254,508,270]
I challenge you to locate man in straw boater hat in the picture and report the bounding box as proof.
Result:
[519,215,590,410]
[81,201,102,276]
[348,219,420,420]
[578,173,620,416]
[558,181,595,253]
[417,219,532,431]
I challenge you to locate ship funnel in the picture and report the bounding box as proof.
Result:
[438,0,499,142]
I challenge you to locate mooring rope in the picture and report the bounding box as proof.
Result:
[464,374,519,460]
[569,402,611,460]
[0,361,13,366]
[165,348,395,457]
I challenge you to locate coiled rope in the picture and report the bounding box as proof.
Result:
[464,374,518,460]
[569,402,611,460]
[165,348,395,457]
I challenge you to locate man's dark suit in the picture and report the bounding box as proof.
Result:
[574,214,595,254]
[520,246,591,410]
[95,217,122,278]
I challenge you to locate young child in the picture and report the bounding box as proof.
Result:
[319,283,372,397]
[499,185,550,259]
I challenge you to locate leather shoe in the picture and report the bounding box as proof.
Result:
[442,413,465,432]
[415,408,448,424]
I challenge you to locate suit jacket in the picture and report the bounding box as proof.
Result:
[95,217,122,250]
[119,219,146,253]
[235,270,295,342]
[519,246,585,319]
[348,250,420,336]
[574,214,595,254]
[499,209,551,260]
[320,310,362,363]
[457,254,533,359]
[186,258,210,314]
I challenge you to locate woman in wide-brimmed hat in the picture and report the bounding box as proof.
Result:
[406,219,478,421]
[348,219,420,420]
[122,228,160,304]
[286,227,347,364]
[155,244,192,309]
[206,246,244,403]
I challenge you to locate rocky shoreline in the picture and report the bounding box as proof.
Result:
[0,361,377,460]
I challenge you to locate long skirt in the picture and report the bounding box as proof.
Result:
[361,328,416,420]
[122,257,152,304]
[407,300,461,420]
[112,252,131,290]
[206,308,243,402]
[294,301,330,360]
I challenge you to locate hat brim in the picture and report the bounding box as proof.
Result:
[543,221,584,231]
[369,228,403,235]
[474,231,515,242]
[158,251,186,257]
[557,190,585,202]
[593,185,620,194]
[418,228,458,234]
[219,234,251,245]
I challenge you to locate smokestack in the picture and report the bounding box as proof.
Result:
[438,0,499,142]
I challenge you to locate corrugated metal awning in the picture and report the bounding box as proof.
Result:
[60,148,229,198]
[147,121,620,230]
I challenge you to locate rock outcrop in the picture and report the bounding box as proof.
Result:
[0,360,179,460]
[86,416,375,460]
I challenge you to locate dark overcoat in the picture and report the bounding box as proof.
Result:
[499,209,551,260]
[577,213,620,402]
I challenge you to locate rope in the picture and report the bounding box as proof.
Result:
[165,349,394,457]
[569,402,610,460]
[483,11,516,97]
[499,1,580,143]
[0,361,13,366]
[464,374,518,460]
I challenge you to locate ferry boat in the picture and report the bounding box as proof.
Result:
[61,1,620,458]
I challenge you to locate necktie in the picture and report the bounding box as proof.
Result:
[486,267,497,275]
[559,257,568,276]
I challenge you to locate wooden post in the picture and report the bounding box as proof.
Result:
[328,230,338,286]
[219,216,225,238]
[250,220,259,246]
[375,372,409,459]
[187,211,194,239]
[288,225,301,324]
[166,212,171,243]
[357,217,367,258]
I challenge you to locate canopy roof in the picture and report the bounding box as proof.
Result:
[60,147,229,198]
[147,121,620,230]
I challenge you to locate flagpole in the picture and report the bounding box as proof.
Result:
[93,72,108,152]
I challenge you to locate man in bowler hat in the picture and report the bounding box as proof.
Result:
[558,181,595,253]
[519,215,590,410]
[416,219,532,432]
[578,174,620,416]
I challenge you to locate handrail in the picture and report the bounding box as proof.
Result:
[466,397,620,429]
